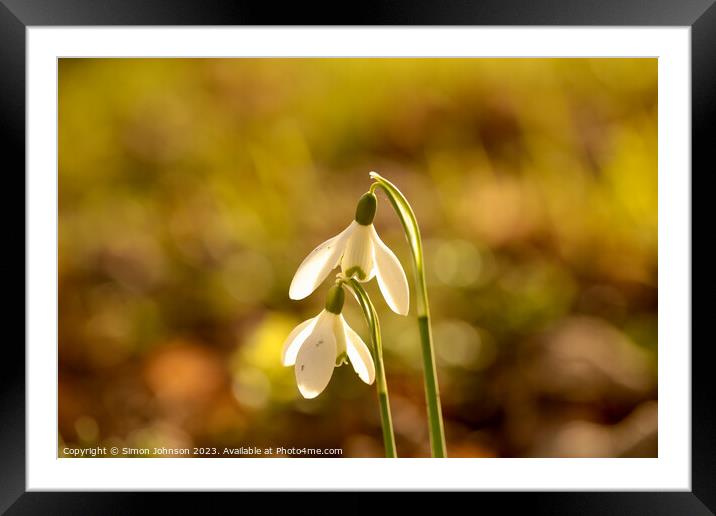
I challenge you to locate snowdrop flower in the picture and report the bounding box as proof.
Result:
[282,285,375,399]
[289,192,410,315]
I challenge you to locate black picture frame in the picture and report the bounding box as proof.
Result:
[3,0,710,512]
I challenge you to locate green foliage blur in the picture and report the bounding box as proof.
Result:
[58,58,657,458]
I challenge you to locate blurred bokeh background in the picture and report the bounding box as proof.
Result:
[58,58,657,458]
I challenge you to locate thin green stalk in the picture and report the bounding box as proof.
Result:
[369,171,447,458]
[346,278,397,458]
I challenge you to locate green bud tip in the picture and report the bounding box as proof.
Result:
[343,265,366,281]
[335,352,348,366]
[324,284,345,314]
[354,192,377,226]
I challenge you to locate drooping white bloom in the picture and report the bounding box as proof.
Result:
[282,286,375,399]
[289,192,410,315]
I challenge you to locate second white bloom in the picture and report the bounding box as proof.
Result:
[282,286,375,399]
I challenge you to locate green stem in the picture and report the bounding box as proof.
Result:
[346,278,397,458]
[369,172,447,458]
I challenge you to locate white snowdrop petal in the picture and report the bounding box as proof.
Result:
[371,227,410,315]
[289,224,353,300]
[333,315,347,358]
[295,314,338,399]
[341,316,375,385]
[281,314,320,366]
[341,223,375,281]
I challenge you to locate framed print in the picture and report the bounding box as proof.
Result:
[3,0,712,512]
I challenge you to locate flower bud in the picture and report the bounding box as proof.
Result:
[324,284,345,314]
[354,192,377,226]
